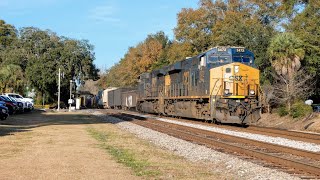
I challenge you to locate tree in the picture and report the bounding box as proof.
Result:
[279,0,309,19]
[174,0,218,54]
[271,69,314,111]
[268,33,304,78]
[0,20,17,49]
[20,27,99,102]
[260,82,275,113]
[100,31,171,87]
[0,19,99,103]
[0,20,21,71]
[268,33,306,110]
[20,27,61,101]
[166,41,195,64]
[0,64,24,93]
[286,0,320,101]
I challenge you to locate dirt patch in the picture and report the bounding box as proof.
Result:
[255,112,320,133]
[0,110,221,179]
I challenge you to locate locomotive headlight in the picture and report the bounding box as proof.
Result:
[234,65,239,73]
[224,73,228,79]
[224,89,229,95]
[249,89,255,95]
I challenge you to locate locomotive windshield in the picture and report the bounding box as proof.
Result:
[205,47,255,66]
[231,48,254,65]
[232,56,252,63]
[208,55,231,64]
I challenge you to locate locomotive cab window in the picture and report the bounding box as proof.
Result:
[233,56,252,63]
[209,56,218,63]
[209,55,230,64]
[218,56,230,63]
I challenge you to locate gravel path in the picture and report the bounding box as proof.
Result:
[92,111,301,180]
[136,114,320,152]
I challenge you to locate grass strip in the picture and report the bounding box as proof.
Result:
[87,127,160,177]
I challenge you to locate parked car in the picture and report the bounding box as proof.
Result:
[6,96,24,113]
[0,101,9,120]
[0,95,17,115]
[3,93,34,112]
[313,105,320,113]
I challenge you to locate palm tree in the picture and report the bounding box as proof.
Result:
[268,33,304,78]
[268,33,305,111]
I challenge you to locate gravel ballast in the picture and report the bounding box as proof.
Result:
[137,114,320,152]
[91,111,301,180]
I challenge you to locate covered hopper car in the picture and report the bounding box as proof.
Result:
[121,90,139,110]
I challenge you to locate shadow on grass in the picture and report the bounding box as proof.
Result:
[0,109,119,137]
[0,126,30,136]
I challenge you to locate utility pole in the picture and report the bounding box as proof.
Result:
[69,80,73,111]
[57,68,61,111]
[42,93,45,108]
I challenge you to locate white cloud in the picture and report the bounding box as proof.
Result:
[89,4,120,23]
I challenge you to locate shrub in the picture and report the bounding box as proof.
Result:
[49,102,67,109]
[277,106,289,117]
[290,101,313,118]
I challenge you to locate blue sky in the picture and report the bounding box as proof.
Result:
[0,0,198,70]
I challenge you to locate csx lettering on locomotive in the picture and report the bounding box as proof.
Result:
[229,75,245,81]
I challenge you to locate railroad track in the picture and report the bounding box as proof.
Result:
[246,125,320,144]
[113,109,320,144]
[108,112,320,179]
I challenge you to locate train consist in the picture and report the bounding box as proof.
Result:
[98,46,261,125]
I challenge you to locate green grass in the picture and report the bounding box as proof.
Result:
[87,127,160,177]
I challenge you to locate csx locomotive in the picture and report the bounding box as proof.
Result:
[101,46,261,125]
[136,46,261,125]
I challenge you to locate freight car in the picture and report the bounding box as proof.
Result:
[97,90,103,108]
[136,46,261,125]
[101,87,117,108]
[121,90,139,110]
[102,88,135,109]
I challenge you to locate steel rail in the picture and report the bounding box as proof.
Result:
[119,111,320,144]
[247,125,320,142]
[132,119,320,177]
[145,119,320,161]
[110,113,320,177]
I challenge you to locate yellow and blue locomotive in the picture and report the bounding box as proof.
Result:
[137,46,261,125]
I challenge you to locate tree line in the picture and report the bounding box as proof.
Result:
[0,20,99,104]
[99,0,319,116]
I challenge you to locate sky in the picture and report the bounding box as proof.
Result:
[0,0,198,71]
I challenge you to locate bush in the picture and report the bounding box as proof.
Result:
[277,106,289,117]
[49,102,67,109]
[290,101,313,118]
